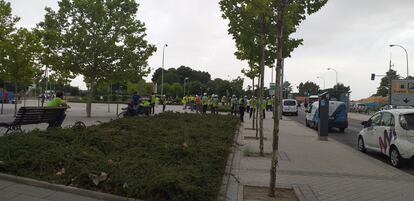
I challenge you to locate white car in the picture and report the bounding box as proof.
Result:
[282,99,298,116]
[358,109,414,168]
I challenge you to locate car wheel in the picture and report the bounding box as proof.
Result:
[339,128,345,133]
[390,147,404,168]
[295,112,298,116]
[358,137,366,153]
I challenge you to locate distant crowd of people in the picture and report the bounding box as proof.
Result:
[181,94,274,122]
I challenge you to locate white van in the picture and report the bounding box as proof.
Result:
[282,99,298,116]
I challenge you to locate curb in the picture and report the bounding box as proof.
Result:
[0,173,139,201]
[293,185,306,201]
[218,123,242,201]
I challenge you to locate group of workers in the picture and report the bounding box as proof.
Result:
[182,94,274,122]
[129,92,167,115]
[44,90,275,130]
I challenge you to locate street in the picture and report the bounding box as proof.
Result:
[288,109,414,176]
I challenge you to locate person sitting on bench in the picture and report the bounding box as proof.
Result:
[47,91,68,128]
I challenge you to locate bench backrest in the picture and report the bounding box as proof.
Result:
[13,107,67,125]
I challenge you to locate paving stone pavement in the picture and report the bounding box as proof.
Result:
[226,113,414,201]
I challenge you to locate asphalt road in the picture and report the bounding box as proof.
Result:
[288,110,414,175]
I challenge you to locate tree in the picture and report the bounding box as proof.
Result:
[3,27,43,117]
[297,81,320,96]
[208,78,232,97]
[221,0,304,157]
[151,66,212,89]
[375,69,400,97]
[39,0,156,117]
[169,83,183,98]
[127,80,153,97]
[186,81,205,95]
[0,0,19,78]
[270,0,327,196]
[282,81,292,98]
[332,83,351,93]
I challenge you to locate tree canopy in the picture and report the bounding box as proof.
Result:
[37,0,156,116]
[297,81,320,96]
[375,69,400,97]
[151,65,211,85]
[0,1,42,91]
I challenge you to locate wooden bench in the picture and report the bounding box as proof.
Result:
[0,107,68,134]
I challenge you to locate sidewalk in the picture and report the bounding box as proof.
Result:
[227,114,414,201]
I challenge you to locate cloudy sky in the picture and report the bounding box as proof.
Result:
[5,0,414,99]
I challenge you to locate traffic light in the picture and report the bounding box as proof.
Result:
[371,73,375,81]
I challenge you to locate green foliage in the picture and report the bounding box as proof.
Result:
[282,81,292,98]
[152,66,212,86]
[127,80,154,97]
[2,28,43,89]
[331,83,351,93]
[37,0,156,97]
[0,113,239,201]
[0,1,42,90]
[297,81,319,96]
[0,0,19,77]
[375,69,400,97]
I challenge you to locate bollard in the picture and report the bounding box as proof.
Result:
[318,92,329,141]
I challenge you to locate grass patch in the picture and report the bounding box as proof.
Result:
[0,112,239,201]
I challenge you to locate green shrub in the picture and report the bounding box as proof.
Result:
[0,113,239,201]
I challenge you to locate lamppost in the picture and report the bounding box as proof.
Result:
[183,77,189,97]
[161,44,168,97]
[390,44,409,78]
[327,67,338,89]
[316,76,326,90]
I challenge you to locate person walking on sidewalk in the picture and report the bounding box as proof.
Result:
[266,97,273,111]
[239,97,246,122]
[230,95,238,116]
[249,96,256,119]
[261,98,266,119]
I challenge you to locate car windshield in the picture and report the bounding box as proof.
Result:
[284,101,296,106]
[396,106,414,109]
[400,113,414,130]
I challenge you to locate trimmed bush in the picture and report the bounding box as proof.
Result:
[0,112,239,201]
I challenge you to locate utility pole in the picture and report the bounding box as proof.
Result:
[389,58,394,106]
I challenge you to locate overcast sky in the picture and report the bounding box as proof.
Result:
[5,0,414,99]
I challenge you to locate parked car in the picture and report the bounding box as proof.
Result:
[358,109,414,168]
[305,101,348,132]
[380,105,414,110]
[352,103,368,113]
[282,99,298,116]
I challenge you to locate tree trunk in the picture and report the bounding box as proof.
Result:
[269,0,287,197]
[252,77,255,130]
[258,18,266,157]
[86,82,95,118]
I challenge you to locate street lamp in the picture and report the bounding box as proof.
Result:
[183,77,189,97]
[316,76,326,90]
[327,67,338,89]
[161,44,168,97]
[390,44,409,78]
